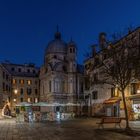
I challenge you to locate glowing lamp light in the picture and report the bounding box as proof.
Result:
[14,89,18,94]
[137,90,140,94]
[13,99,16,102]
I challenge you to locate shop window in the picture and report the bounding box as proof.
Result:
[92,91,98,99]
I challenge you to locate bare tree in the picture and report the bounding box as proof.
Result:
[99,33,140,130]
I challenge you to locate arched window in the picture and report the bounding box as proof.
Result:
[73,48,75,53]
[70,48,73,53]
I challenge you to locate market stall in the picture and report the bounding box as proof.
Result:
[16,102,32,122]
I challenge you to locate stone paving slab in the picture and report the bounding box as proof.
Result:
[0,118,140,140]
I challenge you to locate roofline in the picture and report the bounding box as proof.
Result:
[1,62,39,69]
[84,26,140,63]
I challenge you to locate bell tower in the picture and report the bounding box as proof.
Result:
[67,39,77,73]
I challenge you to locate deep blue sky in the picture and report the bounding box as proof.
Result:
[0,0,140,66]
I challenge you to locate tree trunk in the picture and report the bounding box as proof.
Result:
[121,90,130,130]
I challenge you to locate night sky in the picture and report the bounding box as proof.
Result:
[0,0,140,66]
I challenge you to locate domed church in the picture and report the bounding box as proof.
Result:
[40,29,84,116]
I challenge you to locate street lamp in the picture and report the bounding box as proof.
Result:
[14,89,18,94]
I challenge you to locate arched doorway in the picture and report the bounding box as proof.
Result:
[2,102,11,117]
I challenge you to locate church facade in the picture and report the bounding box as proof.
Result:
[39,30,84,115]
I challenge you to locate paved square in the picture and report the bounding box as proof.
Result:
[0,118,140,140]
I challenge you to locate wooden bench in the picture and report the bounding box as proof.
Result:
[96,117,122,128]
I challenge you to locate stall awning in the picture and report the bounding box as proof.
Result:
[16,102,32,107]
[104,98,120,104]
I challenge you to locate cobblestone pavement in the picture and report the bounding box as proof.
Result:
[0,118,140,140]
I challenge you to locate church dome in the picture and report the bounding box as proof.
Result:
[45,31,67,54]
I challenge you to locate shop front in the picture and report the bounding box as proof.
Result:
[132,99,140,120]
[104,97,120,117]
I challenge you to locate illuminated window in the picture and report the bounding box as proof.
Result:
[19,79,24,84]
[35,98,38,103]
[12,79,16,84]
[27,80,31,85]
[27,98,31,102]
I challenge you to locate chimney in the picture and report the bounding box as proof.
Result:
[99,32,107,50]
